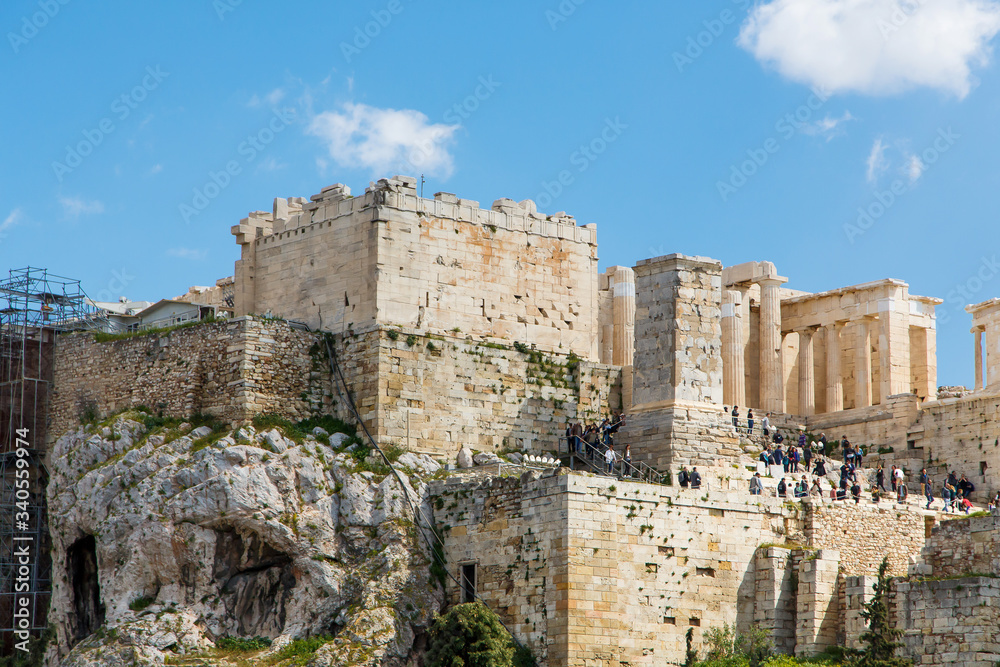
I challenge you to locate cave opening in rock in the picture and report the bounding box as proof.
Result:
[67,535,104,645]
[213,529,296,637]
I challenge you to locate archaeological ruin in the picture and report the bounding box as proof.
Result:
[6,175,1000,665]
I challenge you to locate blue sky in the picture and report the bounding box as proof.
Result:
[2,0,999,386]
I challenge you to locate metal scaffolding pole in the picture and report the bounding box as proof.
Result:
[0,268,104,653]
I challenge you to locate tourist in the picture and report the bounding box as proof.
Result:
[855,445,864,467]
[851,480,862,504]
[777,477,787,498]
[894,466,905,496]
[960,496,974,514]
[678,466,690,488]
[772,444,784,467]
[604,445,617,474]
[958,474,975,500]
[810,478,824,498]
[871,484,880,504]
[732,405,740,431]
[818,432,828,456]
[919,468,929,496]
[623,444,632,477]
[924,482,935,510]
[876,465,886,492]
[802,441,813,471]
[690,467,702,490]
[759,446,772,465]
[773,430,784,445]
[890,465,898,494]
[989,491,1000,515]
[750,473,763,495]
[795,476,808,498]
[790,446,800,474]
[762,413,771,437]
[747,409,755,435]
[942,479,956,512]
[836,478,847,501]
[813,458,826,477]
[896,471,907,503]
[798,431,807,449]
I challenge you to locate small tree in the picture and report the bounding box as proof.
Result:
[846,557,912,667]
[426,603,526,667]
[684,627,698,667]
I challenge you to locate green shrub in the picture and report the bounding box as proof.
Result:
[270,635,334,662]
[129,596,154,611]
[426,603,529,667]
[215,635,272,651]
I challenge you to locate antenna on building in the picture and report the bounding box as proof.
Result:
[420,174,425,198]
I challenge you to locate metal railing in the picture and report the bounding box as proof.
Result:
[561,436,667,485]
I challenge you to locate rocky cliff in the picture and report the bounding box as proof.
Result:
[44,412,444,666]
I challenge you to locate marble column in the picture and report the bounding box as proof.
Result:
[797,328,816,416]
[855,319,872,409]
[759,278,784,413]
[612,267,636,367]
[825,323,843,413]
[722,290,746,407]
[974,327,984,391]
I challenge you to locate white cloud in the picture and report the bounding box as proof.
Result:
[802,110,855,138]
[905,153,925,182]
[0,208,22,239]
[738,0,1000,98]
[166,247,207,261]
[866,138,889,183]
[308,102,460,178]
[59,196,104,219]
[149,164,163,175]
[249,88,286,108]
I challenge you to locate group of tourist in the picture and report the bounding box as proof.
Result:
[744,430,988,514]
[565,415,629,476]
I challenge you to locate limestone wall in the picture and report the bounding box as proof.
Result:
[894,577,1000,666]
[233,178,601,360]
[917,514,1000,578]
[49,317,338,443]
[370,327,622,456]
[804,502,930,576]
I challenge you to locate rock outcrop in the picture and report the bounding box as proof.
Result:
[45,413,444,666]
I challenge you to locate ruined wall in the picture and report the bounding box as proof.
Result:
[894,577,1000,666]
[373,328,621,456]
[49,317,345,443]
[804,502,930,577]
[234,179,601,360]
[917,514,1000,578]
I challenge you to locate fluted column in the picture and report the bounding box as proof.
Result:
[825,322,843,412]
[855,318,872,408]
[612,267,636,367]
[722,290,746,407]
[974,327,984,391]
[758,278,784,413]
[797,328,816,416]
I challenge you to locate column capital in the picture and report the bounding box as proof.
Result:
[972,325,986,334]
[754,276,788,288]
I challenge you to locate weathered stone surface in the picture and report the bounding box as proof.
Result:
[473,452,502,466]
[45,414,443,667]
[457,447,474,469]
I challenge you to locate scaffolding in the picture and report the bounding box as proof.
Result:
[0,268,105,653]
